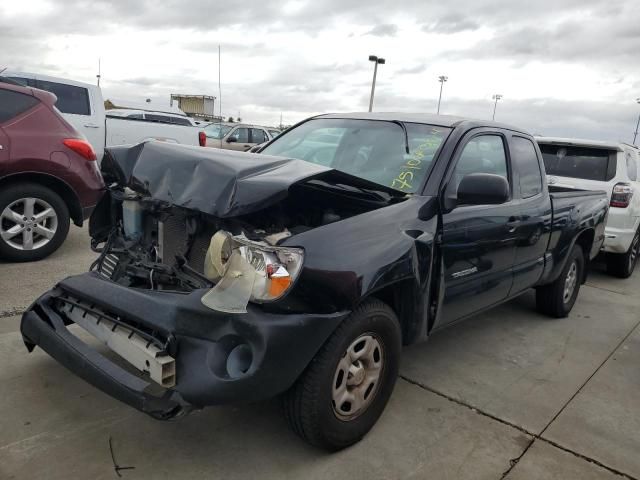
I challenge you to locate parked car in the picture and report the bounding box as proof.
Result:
[4,71,205,157]
[106,108,198,126]
[21,113,607,450]
[0,79,104,261]
[537,137,640,277]
[203,122,277,151]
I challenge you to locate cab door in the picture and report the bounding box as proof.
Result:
[508,135,551,294]
[439,131,518,325]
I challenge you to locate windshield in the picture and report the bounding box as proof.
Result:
[260,118,451,193]
[205,123,233,139]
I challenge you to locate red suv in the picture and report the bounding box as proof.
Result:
[0,79,104,261]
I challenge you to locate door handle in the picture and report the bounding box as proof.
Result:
[84,123,100,128]
[0,144,3,150]
[506,216,519,233]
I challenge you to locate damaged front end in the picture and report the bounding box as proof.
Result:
[21,142,409,419]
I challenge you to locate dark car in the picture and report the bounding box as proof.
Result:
[20,113,608,450]
[0,79,104,261]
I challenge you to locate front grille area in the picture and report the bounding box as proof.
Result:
[55,293,171,354]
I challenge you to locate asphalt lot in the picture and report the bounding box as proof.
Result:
[1,226,639,479]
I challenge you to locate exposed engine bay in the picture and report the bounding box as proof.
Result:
[88,141,407,313]
[91,179,400,307]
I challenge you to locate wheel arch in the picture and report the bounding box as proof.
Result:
[0,172,82,226]
[574,228,595,283]
[366,278,424,346]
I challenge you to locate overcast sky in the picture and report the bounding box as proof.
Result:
[2,0,639,141]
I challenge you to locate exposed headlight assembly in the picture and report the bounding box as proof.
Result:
[201,231,304,313]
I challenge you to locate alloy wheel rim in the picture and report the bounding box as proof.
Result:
[563,260,578,304]
[0,198,58,251]
[332,333,384,421]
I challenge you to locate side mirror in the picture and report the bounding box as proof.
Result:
[227,136,237,143]
[457,173,509,206]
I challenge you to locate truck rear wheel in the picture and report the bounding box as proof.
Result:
[536,244,584,318]
[606,231,640,278]
[282,299,401,451]
[0,183,70,262]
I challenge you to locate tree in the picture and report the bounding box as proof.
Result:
[227,116,234,123]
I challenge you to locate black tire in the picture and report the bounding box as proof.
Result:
[606,231,640,278]
[0,183,70,262]
[283,299,402,451]
[536,244,584,318]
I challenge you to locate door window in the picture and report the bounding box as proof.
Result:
[0,89,40,123]
[511,136,543,198]
[230,128,250,143]
[250,128,268,144]
[35,80,90,115]
[450,135,508,194]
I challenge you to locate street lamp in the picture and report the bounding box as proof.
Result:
[368,55,386,112]
[634,98,640,145]
[492,94,503,121]
[437,75,448,114]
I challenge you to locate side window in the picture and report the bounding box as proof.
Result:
[230,128,249,143]
[127,113,143,119]
[511,136,543,198]
[251,128,267,144]
[7,77,35,87]
[626,152,637,181]
[36,80,90,115]
[146,114,171,124]
[451,135,508,193]
[0,89,40,123]
[171,116,193,126]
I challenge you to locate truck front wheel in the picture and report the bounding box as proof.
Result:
[283,299,401,451]
[536,244,584,318]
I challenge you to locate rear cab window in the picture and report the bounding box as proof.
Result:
[540,145,616,181]
[0,88,40,123]
[35,80,90,116]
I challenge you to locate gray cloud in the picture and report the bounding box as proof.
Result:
[364,24,399,37]
[3,0,639,136]
[422,14,479,33]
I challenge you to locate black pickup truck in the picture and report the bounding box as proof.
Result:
[20,113,608,451]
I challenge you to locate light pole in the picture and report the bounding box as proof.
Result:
[492,94,503,120]
[368,55,386,112]
[634,98,640,145]
[437,75,448,114]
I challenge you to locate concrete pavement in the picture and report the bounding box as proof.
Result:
[1,227,639,479]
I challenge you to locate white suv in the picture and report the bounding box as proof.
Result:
[536,137,640,277]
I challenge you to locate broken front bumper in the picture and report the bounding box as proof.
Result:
[20,273,347,420]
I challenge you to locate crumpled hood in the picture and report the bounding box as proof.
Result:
[101,141,403,218]
[101,141,331,217]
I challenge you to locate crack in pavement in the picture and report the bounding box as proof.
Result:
[0,308,23,319]
[401,310,640,480]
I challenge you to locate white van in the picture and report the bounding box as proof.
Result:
[6,71,106,162]
[536,137,640,277]
[4,72,205,161]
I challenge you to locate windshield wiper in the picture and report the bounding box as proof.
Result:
[391,120,410,154]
